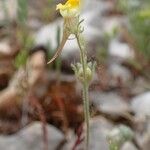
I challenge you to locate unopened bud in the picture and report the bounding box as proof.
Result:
[78,66,92,83]
[71,62,96,84]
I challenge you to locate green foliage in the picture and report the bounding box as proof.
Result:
[17,30,34,50]
[14,49,28,69]
[14,31,34,69]
[15,0,34,69]
[97,47,108,64]
[117,0,150,60]
[17,0,28,26]
[1,0,9,25]
[107,125,134,150]
[130,9,150,60]
[96,28,118,64]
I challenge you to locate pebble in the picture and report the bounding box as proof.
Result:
[131,92,150,118]
[90,92,131,117]
[0,122,64,150]
[108,38,134,62]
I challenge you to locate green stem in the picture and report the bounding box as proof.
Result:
[76,34,90,150]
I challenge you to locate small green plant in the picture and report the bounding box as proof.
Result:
[15,0,34,69]
[47,0,96,149]
[17,0,28,26]
[96,30,117,64]
[117,0,150,61]
[14,32,34,69]
[14,48,28,69]
[107,125,134,150]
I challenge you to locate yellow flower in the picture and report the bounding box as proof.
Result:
[56,0,80,18]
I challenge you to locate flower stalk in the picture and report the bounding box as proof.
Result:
[76,33,90,149]
[48,1,96,149]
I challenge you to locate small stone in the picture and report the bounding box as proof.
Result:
[131,92,150,118]
[0,41,12,56]
[0,122,64,150]
[136,130,150,150]
[141,133,150,150]
[121,142,138,150]
[130,77,150,95]
[108,63,132,85]
[90,92,131,117]
[108,38,134,62]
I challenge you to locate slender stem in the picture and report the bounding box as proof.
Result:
[76,34,90,150]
